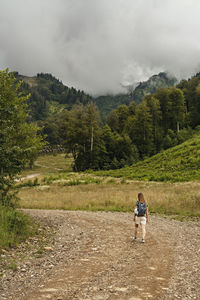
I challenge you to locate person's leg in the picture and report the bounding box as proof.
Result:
[141,223,146,240]
[134,224,138,238]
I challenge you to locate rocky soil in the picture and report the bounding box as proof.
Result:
[0,210,199,300]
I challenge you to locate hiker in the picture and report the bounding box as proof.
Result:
[133,192,149,243]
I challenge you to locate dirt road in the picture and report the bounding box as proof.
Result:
[0,210,199,300]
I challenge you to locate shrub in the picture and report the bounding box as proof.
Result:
[0,205,37,249]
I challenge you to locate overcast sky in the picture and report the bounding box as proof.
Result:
[1,0,200,95]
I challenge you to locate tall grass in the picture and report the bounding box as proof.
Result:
[0,205,37,249]
[18,181,200,218]
[16,152,200,219]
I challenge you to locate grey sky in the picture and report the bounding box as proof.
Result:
[0,0,200,95]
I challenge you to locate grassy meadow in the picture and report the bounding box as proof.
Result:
[16,153,200,219]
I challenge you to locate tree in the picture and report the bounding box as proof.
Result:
[130,101,154,158]
[127,101,153,158]
[107,104,129,134]
[155,88,171,134]
[59,103,101,171]
[143,95,162,152]
[99,125,138,169]
[59,105,87,170]
[84,102,100,153]
[179,76,200,128]
[168,87,185,133]
[28,90,49,121]
[0,69,44,206]
[40,117,61,145]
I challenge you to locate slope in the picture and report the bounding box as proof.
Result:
[15,71,177,120]
[95,133,200,182]
[15,72,92,121]
[94,72,177,116]
[130,71,177,103]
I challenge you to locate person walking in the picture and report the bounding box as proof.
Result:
[133,192,149,243]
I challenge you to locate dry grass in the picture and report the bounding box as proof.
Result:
[18,180,200,217]
[21,154,73,177]
[17,154,200,218]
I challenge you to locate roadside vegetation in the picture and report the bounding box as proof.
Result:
[0,69,44,250]
[0,205,38,249]
[17,179,200,218]
[16,154,200,219]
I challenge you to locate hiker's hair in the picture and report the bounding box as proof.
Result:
[138,193,145,202]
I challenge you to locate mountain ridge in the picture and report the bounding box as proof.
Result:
[94,72,177,116]
[14,71,177,120]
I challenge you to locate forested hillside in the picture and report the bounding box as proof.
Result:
[94,132,200,182]
[130,72,177,103]
[94,72,177,117]
[15,72,92,121]
[15,71,176,122]
[93,94,131,121]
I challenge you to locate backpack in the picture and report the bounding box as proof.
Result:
[137,201,146,216]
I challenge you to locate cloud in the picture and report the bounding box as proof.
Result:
[0,0,200,95]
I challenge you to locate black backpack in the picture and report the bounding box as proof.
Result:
[137,201,146,216]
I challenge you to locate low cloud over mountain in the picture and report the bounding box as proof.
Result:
[1,0,200,95]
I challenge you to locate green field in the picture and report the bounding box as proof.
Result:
[94,134,200,182]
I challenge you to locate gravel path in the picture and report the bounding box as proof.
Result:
[0,210,199,300]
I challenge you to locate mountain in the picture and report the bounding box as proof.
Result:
[14,71,177,121]
[93,94,131,121]
[15,72,92,121]
[130,72,177,103]
[94,72,177,117]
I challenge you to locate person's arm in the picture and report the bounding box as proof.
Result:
[133,201,138,222]
[133,207,137,222]
[146,206,149,222]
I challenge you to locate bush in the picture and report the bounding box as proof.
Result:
[0,206,36,249]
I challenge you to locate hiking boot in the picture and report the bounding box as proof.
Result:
[141,238,145,243]
[133,236,137,241]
